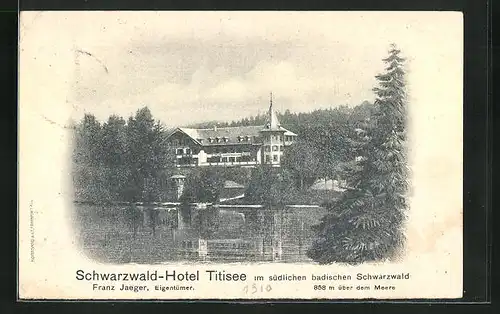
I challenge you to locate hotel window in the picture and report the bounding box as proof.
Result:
[272,145,278,151]
[278,135,282,141]
[280,145,284,151]
[273,155,279,162]
[229,157,235,162]
[222,157,228,162]
[176,148,183,155]
[185,148,191,155]
[265,155,270,162]
[264,146,271,152]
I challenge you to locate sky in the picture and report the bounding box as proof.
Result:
[20,11,463,128]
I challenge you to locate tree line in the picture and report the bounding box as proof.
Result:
[72,107,173,203]
[188,101,375,136]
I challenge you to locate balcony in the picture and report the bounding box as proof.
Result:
[203,161,259,167]
[206,152,252,158]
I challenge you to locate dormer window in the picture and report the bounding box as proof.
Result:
[216,137,220,143]
[223,137,229,143]
[198,138,203,144]
[245,136,250,142]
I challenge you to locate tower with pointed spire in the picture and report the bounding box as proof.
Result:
[259,92,287,166]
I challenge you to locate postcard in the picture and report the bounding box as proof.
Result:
[18,11,463,300]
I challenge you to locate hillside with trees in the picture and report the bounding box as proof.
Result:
[188,101,375,135]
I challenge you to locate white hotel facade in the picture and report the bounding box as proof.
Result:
[165,100,297,168]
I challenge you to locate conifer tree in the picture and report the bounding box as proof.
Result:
[308,44,409,264]
[123,107,171,202]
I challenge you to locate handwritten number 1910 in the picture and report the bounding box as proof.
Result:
[243,284,272,294]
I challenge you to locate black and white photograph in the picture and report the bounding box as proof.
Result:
[18,11,463,299]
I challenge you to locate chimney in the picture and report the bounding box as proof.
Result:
[214,124,218,131]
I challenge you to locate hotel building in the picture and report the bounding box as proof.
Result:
[166,98,297,168]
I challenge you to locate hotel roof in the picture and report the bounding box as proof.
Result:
[168,95,297,146]
[172,125,297,146]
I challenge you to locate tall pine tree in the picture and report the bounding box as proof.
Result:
[308,44,409,264]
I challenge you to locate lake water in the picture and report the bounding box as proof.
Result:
[71,203,326,264]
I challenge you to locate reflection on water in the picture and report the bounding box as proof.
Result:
[72,203,326,264]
